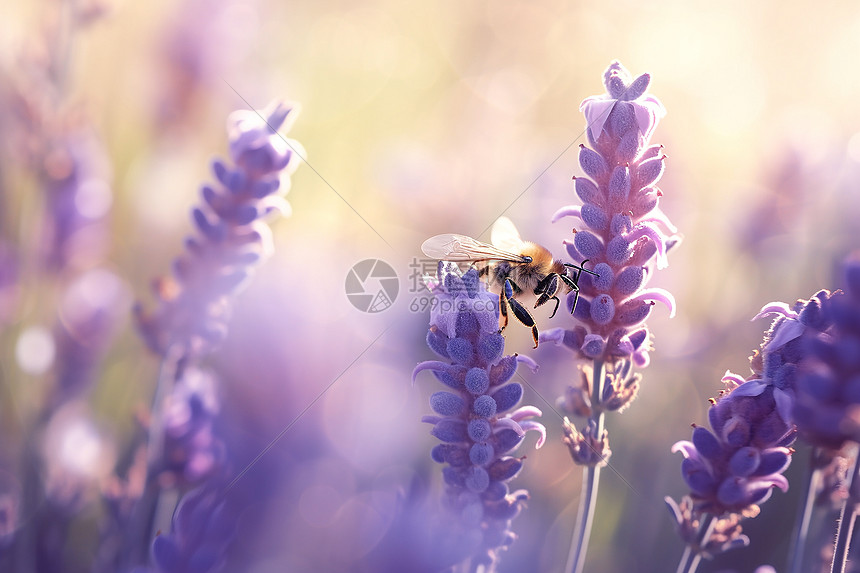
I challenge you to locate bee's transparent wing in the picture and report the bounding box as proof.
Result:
[421,233,529,262]
[491,216,526,253]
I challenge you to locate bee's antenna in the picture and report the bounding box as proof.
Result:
[564,260,599,277]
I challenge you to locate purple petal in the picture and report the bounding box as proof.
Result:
[670,440,698,459]
[412,361,452,385]
[538,327,567,345]
[518,420,547,449]
[551,205,583,223]
[765,319,804,351]
[494,417,524,437]
[581,334,605,357]
[640,206,678,234]
[721,370,746,387]
[579,97,617,142]
[752,302,798,321]
[731,380,767,397]
[633,96,666,140]
[516,354,539,373]
[760,473,790,493]
[632,288,676,318]
[774,388,794,424]
[509,405,542,421]
[627,222,668,269]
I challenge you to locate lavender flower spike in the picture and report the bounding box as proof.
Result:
[413,262,545,571]
[136,101,301,358]
[554,61,679,573]
[786,254,860,573]
[791,256,860,449]
[671,377,795,517]
[544,60,679,368]
[668,369,795,572]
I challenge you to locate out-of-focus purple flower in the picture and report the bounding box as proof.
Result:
[0,241,18,326]
[155,0,257,130]
[737,143,828,255]
[41,401,117,509]
[149,485,236,573]
[0,470,20,549]
[357,477,483,573]
[413,262,545,571]
[49,268,129,407]
[792,254,860,449]
[135,101,301,358]
[543,60,678,368]
[671,375,795,516]
[39,125,113,271]
[158,368,225,487]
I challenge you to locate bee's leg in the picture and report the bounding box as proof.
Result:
[499,292,509,331]
[534,274,562,318]
[546,296,561,319]
[559,273,586,315]
[568,284,581,315]
[499,279,516,331]
[507,297,540,348]
[564,259,600,280]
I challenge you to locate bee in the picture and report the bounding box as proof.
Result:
[421,216,598,348]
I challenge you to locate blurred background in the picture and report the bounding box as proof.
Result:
[1,0,860,571]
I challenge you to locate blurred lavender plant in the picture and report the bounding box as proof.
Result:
[135,101,299,358]
[112,101,301,573]
[0,7,132,572]
[413,262,546,572]
[37,126,113,272]
[542,61,678,573]
[135,484,236,573]
[155,0,257,132]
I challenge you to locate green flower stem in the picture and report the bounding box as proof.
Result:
[566,359,605,573]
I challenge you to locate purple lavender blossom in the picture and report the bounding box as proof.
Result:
[671,375,795,517]
[39,126,113,272]
[667,373,794,570]
[543,60,678,367]
[790,254,860,449]
[158,368,225,487]
[149,485,236,573]
[50,268,129,407]
[118,101,300,573]
[0,471,20,550]
[135,101,300,358]
[413,262,545,571]
[0,241,18,326]
[747,288,839,426]
[155,0,256,130]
